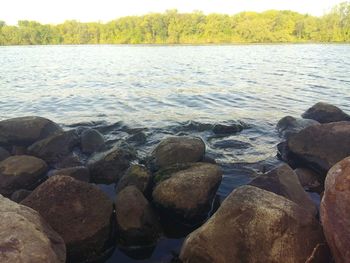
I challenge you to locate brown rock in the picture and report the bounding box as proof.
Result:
[151,136,205,169]
[0,195,66,263]
[302,102,350,123]
[152,163,222,222]
[180,185,324,263]
[116,164,151,194]
[320,157,350,263]
[249,164,317,216]
[0,155,48,196]
[21,175,113,262]
[10,189,32,203]
[294,168,321,189]
[50,166,90,182]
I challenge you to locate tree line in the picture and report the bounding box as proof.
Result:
[0,2,349,45]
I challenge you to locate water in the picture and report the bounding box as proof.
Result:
[1,44,349,262]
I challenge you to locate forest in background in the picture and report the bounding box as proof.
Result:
[0,2,349,45]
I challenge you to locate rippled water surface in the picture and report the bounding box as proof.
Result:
[1,44,350,262]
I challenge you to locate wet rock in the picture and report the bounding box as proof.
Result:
[152,163,222,222]
[320,157,350,263]
[287,121,350,175]
[11,145,27,155]
[81,128,105,154]
[249,164,317,216]
[115,186,160,246]
[212,122,244,135]
[151,136,205,169]
[302,102,350,123]
[55,154,83,169]
[0,146,10,161]
[0,195,66,263]
[116,164,151,194]
[50,166,90,182]
[0,116,62,146]
[88,147,134,184]
[0,155,48,196]
[212,139,252,149]
[294,168,321,190]
[10,189,32,203]
[27,130,80,166]
[127,132,147,146]
[21,175,113,262]
[277,115,319,138]
[180,185,324,263]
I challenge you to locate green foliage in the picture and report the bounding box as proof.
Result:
[0,2,349,45]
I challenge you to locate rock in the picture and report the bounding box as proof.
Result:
[50,166,90,182]
[287,121,350,175]
[116,164,151,194]
[277,116,319,138]
[212,139,252,149]
[249,164,318,216]
[0,195,66,263]
[0,146,10,161]
[88,147,134,184]
[0,116,62,146]
[212,122,244,135]
[152,163,222,222]
[180,185,324,263]
[115,186,160,246]
[21,175,113,262]
[151,136,205,169]
[27,130,80,166]
[11,145,27,155]
[0,155,48,196]
[80,128,105,154]
[320,157,350,263]
[302,102,350,123]
[305,243,331,263]
[10,189,32,203]
[126,132,147,146]
[55,154,83,169]
[294,168,321,190]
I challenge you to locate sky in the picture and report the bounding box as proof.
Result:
[0,0,345,25]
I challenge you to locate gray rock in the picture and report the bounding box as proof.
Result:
[249,164,318,216]
[0,146,10,161]
[302,102,350,123]
[180,185,324,263]
[10,189,32,203]
[152,162,222,222]
[116,164,151,194]
[21,175,113,262]
[0,155,48,196]
[0,195,66,263]
[80,129,105,154]
[50,166,90,182]
[277,116,319,138]
[294,168,321,189]
[0,116,62,146]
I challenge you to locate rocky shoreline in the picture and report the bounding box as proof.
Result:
[0,102,349,262]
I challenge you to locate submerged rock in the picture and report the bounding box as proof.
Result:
[151,136,205,169]
[50,166,90,182]
[27,130,80,165]
[0,155,48,196]
[116,164,152,194]
[212,122,244,135]
[249,164,317,216]
[320,157,350,263]
[152,163,222,222]
[21,175,113,262]
[277,116,319,138]
[88,147,134,184]
[180,185,324,263]
[80,128,105,154]
[0,116,62,146]
[0,195,66,263]
[287,121,350,175]
[115,186,160,246]
[302,102,350,123]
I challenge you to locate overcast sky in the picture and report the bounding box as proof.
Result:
[0,0,345,25]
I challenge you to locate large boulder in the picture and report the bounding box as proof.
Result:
[50,166,90,182]
[27,130,80,166]
[320,157,350,263]
[302,102,350,123]
[88,147,134,184]
[116,164,152,194]
[115,186,160,246]
[0,155,48,196]
[0,195,66,263]
[180,185,324,263]
[21,175,113,262]
[152,163,222,222]
[151,136,205,169]
[249,164,317,216]
[0,116,62,146]
[277,116,319,139]
[287,121,350,175]
[80,128,105,154]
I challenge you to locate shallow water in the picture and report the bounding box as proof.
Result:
[0,44,349,262]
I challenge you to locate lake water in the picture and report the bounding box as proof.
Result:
[1,44,350,262]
